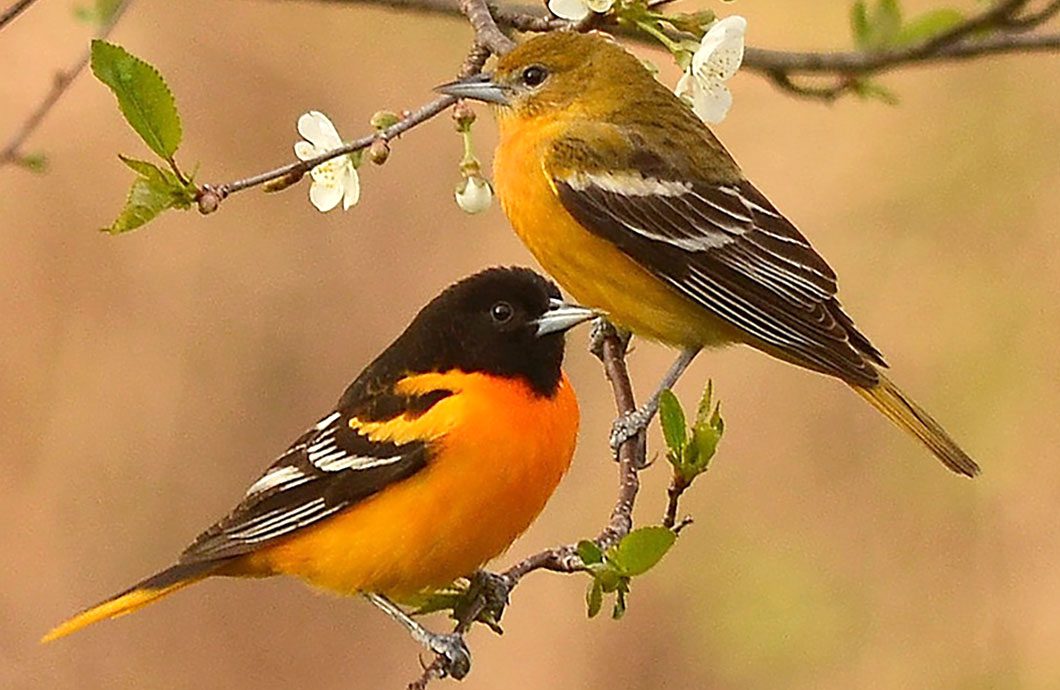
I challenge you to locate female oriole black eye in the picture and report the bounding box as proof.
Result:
[521,65,548,88]
[490,301,514,324]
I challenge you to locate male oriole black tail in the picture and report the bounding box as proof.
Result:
[43,267,595,673]
[438,32,979,477]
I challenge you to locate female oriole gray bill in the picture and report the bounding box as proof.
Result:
[438,32,979,477]
[43,267,596,676]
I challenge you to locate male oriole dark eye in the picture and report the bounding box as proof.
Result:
[521,65,548,88]
[490,301,514,323]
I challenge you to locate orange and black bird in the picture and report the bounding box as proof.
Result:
[42,267,595,676]
[438,31,979,477]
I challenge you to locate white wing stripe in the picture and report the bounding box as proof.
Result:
[315,453,404,473]
[245,466,310,496]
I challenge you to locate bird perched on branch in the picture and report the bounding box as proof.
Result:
[42,267,596,677]
[438,31,979,477]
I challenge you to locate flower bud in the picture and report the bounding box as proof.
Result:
[368,139,390,165]
[455,175,492,214]
[370,110,401,130]
[452,101,477,131]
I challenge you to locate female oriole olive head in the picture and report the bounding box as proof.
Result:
[437,32,658,121]
[362,267,595,397]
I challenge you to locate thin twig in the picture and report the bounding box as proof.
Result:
[0,0,37,31]
[196,28,498,212]
[0,1,133,169]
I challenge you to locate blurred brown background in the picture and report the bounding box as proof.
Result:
[2,1,1058,688]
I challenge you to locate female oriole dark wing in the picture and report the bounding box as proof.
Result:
[179,389,451,563]
[548,148,886,387]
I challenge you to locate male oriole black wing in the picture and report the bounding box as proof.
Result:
[438,32,979,477]
[43,267,595,675]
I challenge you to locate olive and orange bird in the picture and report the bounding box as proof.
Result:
[42,267,595,675]
[439,32,979,476]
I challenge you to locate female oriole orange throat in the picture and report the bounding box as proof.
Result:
[438,32,979,477]
[42,267,595,675]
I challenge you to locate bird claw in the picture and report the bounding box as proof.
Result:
[426,632,471,680]
[609,407,651,468]
[470,570,511,623]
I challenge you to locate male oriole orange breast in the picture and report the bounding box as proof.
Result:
[43,267,595,676]
[439,31,979,477]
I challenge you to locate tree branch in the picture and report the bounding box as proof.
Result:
[0,1,133,170]
[0,0,38,31]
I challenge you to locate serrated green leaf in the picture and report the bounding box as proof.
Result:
[895,8,964,46]
[105,157,196,234]
[609,526,677,577]
[577,540,604,565]
[105,176,175,234]
[850,1,871,49]
[658,389,687,457]
[91,40,182,159]
[586,580,603,618]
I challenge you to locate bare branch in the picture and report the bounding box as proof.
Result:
[459,0,514,54]
[0,1,133,169]
[0,0,38,31]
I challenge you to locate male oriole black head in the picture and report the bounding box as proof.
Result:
[438,31,980,477]
[43,267,595,651]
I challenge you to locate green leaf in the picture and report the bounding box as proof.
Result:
[18,152,48,173]
[609,526,677,577]
[577,540,604,566]
[586,580,603,618]
[658,389,687,457]
[852,78,901,105]
[850,1,872,49]
[106,177,176,234]
[105,156,196,234]
[895,8,964,45]
[91,40,182,159]
[875,0,903,46]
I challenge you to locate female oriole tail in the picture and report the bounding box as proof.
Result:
[853,373,979,477]
[41,560,223,642]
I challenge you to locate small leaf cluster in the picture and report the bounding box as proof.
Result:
[616,1,715,66]
[658,382,724,487]
[851,0,965,51]
[578,526,676,619]
[848,0,965,104]
[91,40,196,233]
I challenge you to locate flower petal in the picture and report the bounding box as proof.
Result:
[297,110,342,149]
[342,165,360,210]
[692,15,747,79]
[294,140,317,161]
[455,176,493,214]
[548,0,590,21]
[692,79,733,124]
[675,70,695,102]
[309,180,343,212]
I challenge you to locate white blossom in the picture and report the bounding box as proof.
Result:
[294,111,360,212]
[675,16,747,124]
[455,175,493,214]
[547,0,613,22]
